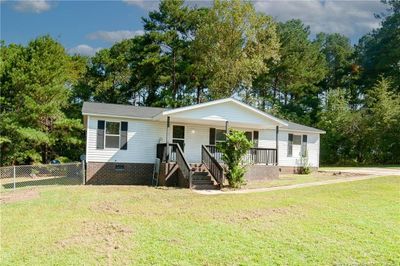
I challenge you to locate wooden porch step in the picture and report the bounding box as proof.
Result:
[192,179,214,185]
[192,176,211,182]
[192,172,209,177]
[191,184,219,190]
[190,164,220,190]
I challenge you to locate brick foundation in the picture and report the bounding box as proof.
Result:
[86,162,153,185]
[278,166,318,174]
[244,165,279,181]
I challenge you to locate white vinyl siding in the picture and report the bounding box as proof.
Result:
[166,101,281,128]
[87,116,165,163]
[257,129,320,167]
[278,132,319,167]
[86,116,320,167]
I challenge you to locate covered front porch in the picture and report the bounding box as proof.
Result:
[152,99,288,189]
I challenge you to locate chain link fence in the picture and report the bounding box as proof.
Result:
[0,162,85,191]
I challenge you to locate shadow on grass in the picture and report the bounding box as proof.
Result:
[1,176,82,190]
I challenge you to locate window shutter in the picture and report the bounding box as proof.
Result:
[209,128,216,145]
[253,131,259,148]
[302,135,307,156]
[288,133,293,157]
[120,122,128,150]
[97,120,105,149]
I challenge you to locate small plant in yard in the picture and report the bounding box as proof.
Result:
[217,129,253,188]
[299,150,311,174]
[30,168,40,178]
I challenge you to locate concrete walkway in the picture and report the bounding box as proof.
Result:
[194,167,400,195]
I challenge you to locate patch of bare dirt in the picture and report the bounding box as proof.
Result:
[0,189,39,204]
[317,171,366,178]
[56,221,133,263]
[90,201,131,215]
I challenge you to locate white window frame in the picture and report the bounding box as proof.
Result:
[172,125,185,150]
[215,128,226,144]
[214,129,254,144]
[288,133,307,157]
[104,121,121,149]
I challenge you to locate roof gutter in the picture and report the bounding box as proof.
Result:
[82,112,154,121]
[279,128,326,134]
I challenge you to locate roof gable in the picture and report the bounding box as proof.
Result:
[160,98,288,127]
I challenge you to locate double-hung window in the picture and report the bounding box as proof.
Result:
[288,133,307,157]
[215,129,226,144]
[211,129,257,147]
[105,121,120,148]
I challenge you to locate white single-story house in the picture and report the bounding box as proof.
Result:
[82,98,325,189]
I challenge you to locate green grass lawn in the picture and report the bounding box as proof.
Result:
[243,172,360,189]
[320,165,400,170]
[1,176,399,265]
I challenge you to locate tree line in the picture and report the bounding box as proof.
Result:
[1,0,399,166]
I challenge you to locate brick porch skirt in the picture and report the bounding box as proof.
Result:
[85,162,318,186]
[278,166,318,174]
[86,162,153,185]
[244,165,279,181]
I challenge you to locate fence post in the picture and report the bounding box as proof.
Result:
[81,161,86,185]
[13,166,16,191]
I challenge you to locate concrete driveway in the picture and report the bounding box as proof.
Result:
[195,167,400,195]
[321,167,400,176]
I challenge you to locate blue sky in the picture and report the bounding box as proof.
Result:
[1,0,387,56]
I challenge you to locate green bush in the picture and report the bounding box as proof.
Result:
[217,129,253,188]
[299,150,311,174]
[55,156,72,163]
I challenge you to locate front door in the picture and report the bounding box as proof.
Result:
[172,125,185,151]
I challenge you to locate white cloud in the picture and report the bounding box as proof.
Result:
[13,0,52,13]
[87,30,144,43]
[122,0,385,42]
[68,44,102,57]
[122,0,211,10]
[122,0,159,10]
[253,0,386,42]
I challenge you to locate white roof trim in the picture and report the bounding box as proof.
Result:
[159,98,288,126]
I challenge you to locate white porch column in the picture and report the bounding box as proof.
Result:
[225,120,229,140]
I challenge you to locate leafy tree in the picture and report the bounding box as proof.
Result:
[86,39,134,104]
[364,77,400,163]
[0,36,83,165]
[318,89,355,164]
[128,35,163,106]
[315,33,361,107]
[142,0,202,106]
[255,20,327,124]
[355,0,400,92]
[316,33,354,90]
[217,129,253,188]
[194,0,279,99]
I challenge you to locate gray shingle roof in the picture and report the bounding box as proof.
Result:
[281,119,325,134]
[82,102,167,119]
[82,102,325,133]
